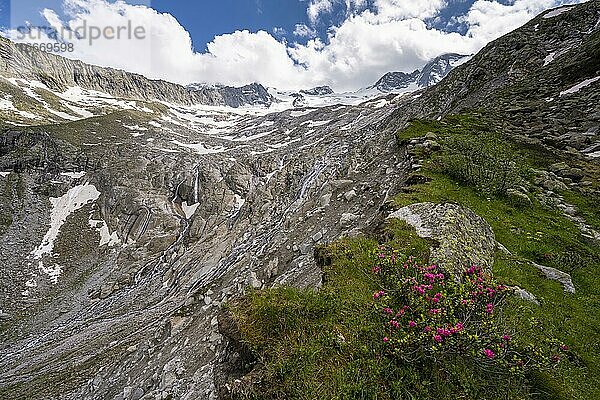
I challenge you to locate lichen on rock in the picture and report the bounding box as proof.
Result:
[387,202,496,278]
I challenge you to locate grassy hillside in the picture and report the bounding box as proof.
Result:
[223,113,600,399]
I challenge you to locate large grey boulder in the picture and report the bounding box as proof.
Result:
[387,202,496,278]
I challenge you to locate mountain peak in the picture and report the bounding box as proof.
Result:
[372,53,471,93]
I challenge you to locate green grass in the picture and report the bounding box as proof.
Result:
[226,113,600,399]
[228,224,537,399]
[395,171,599,399]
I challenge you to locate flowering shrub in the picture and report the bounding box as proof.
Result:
[372,247,569,376]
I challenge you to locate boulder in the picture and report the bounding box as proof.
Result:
[343,190,357,201]
[506,188,532,206]
[339,213,359,227]
[387,202,496,278]
[531,262,575,293]
[511,286,540,305]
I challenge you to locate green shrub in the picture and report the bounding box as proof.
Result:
[225,235,573,399]
[372,248,569,384]
[437,132,528,195]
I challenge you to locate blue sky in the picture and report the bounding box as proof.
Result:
[1,0,515,51]
[151,0,311,52]
[0,0,582,90]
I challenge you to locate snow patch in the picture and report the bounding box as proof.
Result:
[0,95,41,120]
[32,184,101,282]
[233,128,278,142]
[181,201,200,219]
[543,6,574,19]
[60,171,86,179]
[230,194,245,218]
[171,140,225,154]
[543,52,556,66]
[303,119,331,128]
[560,76,600,96]
[289,109,315,117]
[123,124,149,131]
[38,261,63,284]
[89,218,121,247]
[370,99,389,108]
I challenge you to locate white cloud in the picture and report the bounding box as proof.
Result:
[293,23,317,38]
[1,0,587,92]
[462,0,574,42]
[373,0,448,20]
[307,0,335,24]
[272,26,286,35]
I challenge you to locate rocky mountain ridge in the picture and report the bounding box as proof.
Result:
[372,53,470,92]
[0,2,598,400]
[0,37,275,108]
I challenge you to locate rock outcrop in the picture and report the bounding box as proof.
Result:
[0,2,598,399]
[0,37,274,108]
[387,203,496,278]
[371,53,470,93]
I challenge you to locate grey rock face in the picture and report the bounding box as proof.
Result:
[511,286,540,305]
[531,262,575,293]
[387,203,496,278]
[300,86,335,96]
[187,82,274,107]
[0,37,273,108]
[416,53,470,87]
[0,1,598,399]
[373,70,420,92]
[372,53,469,92]
[0,73,409,400]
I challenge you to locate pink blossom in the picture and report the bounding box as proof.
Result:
[408,320,416,328]
[455,322,464,331]
[373,290,385,299]
[483,349,495,359]
[383,337,389,343]
[424,326,431,333]
[437,327,451,337]
[485,303,494,314]
[383,307,393,315]
[433,335,443,343]
[503,335,511,342]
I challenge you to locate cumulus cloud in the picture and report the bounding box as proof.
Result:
[307,0,335,24]
[462,0,572,42]
[0,0,587,91]
[293,23,317,38]
[373,0,448,20]
[272,26,286,35]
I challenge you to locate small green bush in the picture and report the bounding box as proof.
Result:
[437,132,528,195]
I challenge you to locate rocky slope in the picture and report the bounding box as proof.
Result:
[0,2,599,400]
[372,53,470,92]
[0,37,274,108]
